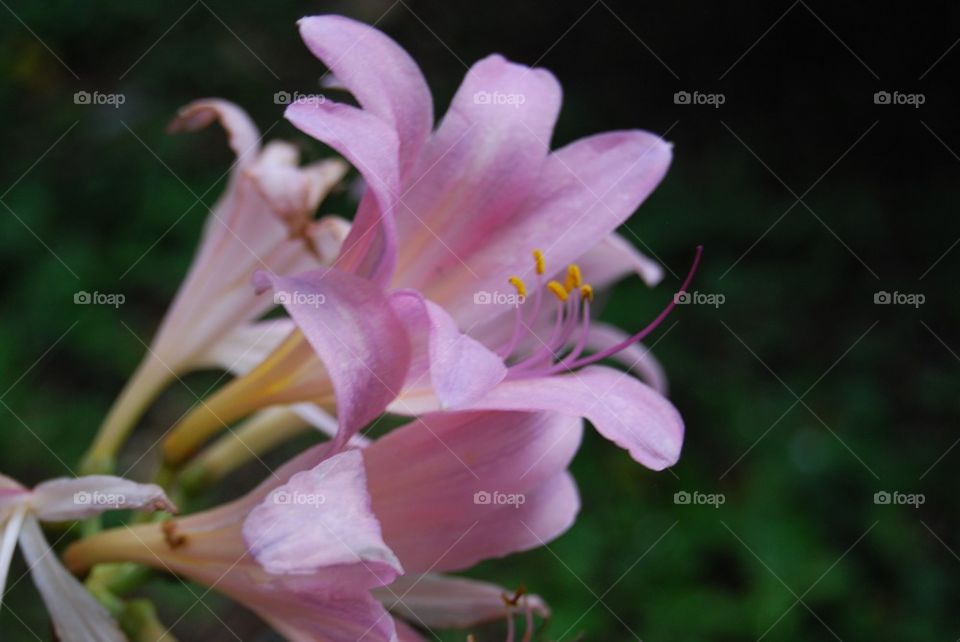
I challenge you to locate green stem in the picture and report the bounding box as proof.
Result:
[178,406,310,497]
[80,353,175,476]
[120,599,179,642]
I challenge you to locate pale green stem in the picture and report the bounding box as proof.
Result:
[80,353,176,476]
[179,406,310,496]
[120,599,180,642]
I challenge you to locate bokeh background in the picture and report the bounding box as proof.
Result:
[1,1,958,640]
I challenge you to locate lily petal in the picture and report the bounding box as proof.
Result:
[364,411,582,571]
[465,366,683,470]
[253,268,410,448]
[389,290,507,410]
[193,318,297,375]
[0,504,26,602]
[376,573,548,629]
[394,55,561,295]
[31,476,175,521]
[18,517,126,642]
[168,99,260,167]
[260,589,400,642]
[446,131,672,327]
[576,232,664,288]
[243,449,402,588]
[298,15,433,176]
[578,322,668,394]
[286,100,401,284]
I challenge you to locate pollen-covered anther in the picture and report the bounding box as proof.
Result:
[580,284,594,302]
[508,276,527,299]
[564,264,582,292]
[532,249,545,275]
[546,280,568,301]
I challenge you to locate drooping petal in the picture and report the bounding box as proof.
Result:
[285,100,401,283]
[364,411,582,571]
[168,99,260,168]
[243,449,402,588]
[442,130,672,327]
[30,476,175,521]
[388,290,506,410]
[297,15,433,177]
[253,267,410,447]
[394,55,562,295]
[18,517,126,642]
[376,573,548,629]
[577,322,669,394]
[465,366,683,470]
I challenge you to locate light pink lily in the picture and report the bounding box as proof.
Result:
[82,99,350,474]
[162,14,689,473]
[70,410,580,640]
[0,474,174,641]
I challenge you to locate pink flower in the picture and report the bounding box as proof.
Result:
[69,411,580,640]
[82,99,350,474]
[0,474,173,641]
[163,14,690,473]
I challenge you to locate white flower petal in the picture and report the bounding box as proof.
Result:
[19,517,126,642]
[0,504,27,606]
[31,475,175,521]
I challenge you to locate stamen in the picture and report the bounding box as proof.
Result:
[508,276,527,299]
[568,245,703,370]
[546,280,568,301]
[533,249,545,275]
[564,264,582,292]
[580,284,594,301]
[508,297,568,374]
[547,296,592,374]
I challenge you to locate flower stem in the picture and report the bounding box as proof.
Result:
[179,406,310,496]
[120,599,179,642]
[80,353,175,476]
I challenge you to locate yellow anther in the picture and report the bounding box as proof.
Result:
[580,284,594,302]
[508,276,527,299]
[564,264,582,292]
[546,280,569,301]
[533,249,545,275]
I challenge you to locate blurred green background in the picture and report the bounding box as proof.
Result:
[1,1,958,640]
